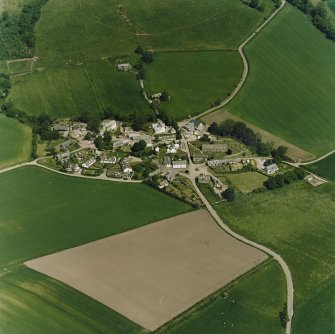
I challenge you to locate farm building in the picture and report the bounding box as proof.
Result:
[60,139,73,149]
[207,158,241,167]
[152,119,166,134]
[117,63,132,71]
[172,160,187,169]
[197,173,211,184]
[167,143,180,154]
[264,163,279,174]
[100,120,117,135]
[82,157,96,169]
[56,152,70,162]
[151,92,162,99]
[164,156,172,167]
[66,163,82,174]
[157,133,176,142]
[158,180,169,189]
[100,154,117,164]
[185,119,204,132]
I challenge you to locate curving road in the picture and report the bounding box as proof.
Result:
[296,149,335,166]
[182,135,294,334]
[193,0,287,121]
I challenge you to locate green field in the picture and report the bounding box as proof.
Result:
[0,166,192,266]
[0,266,141,334]
[9,61,150,118]
[8,60,32,74]
[157,260,286,334]
[144,51,243,119]
[7,0,276,119]
[0,114,32,168]
[305,153,335,181]
[225,172,268,193]
[209,181,335,334]
[224,5,335,156]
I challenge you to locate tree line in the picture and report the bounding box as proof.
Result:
[0,0,49,59]
[287,0,335,41]
[208,119,288,160]
[264,168,305,190]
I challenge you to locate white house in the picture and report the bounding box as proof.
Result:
[82,157,96,169]
[152,119,166,134]
[151,92,162,99]
[117,63,132,71]
[185,119,204,132]
[264,163,279,175]
[172,160,187,169]
[100,120,117,135]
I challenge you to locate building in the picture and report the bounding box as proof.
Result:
[172,160,187,169]
[82,157,96,169]
[158,180,169,189]
[66,163,82,174]
[60,140,73,149]
[185,119,204,132]
[192,153,205,164]
[264,163,279,175]
[166,143,179,154]
[100,154,117,164]
[117,63,132,71]
[100,120,117,136]
[152,119,166,134]
[165,172,174,181]
[53,124,69,137]
[156,133,176,142]
[163,156,172,167]
[151,92,162,99]
[197,173,211,184]
[56,152,70,162]
[113,139,128,149]
[207,158,241,167]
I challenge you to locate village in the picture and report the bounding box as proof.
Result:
[37,113,287,205]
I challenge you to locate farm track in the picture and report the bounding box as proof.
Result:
[296,149,335,165]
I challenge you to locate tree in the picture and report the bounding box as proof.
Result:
[134,46,144,54]
[208,122,219,134]
[222,188,236,201]
[226,148,233,155]
[160,90,169,102]
[250,0,259,8]
[141,51,153,63]
[94,136,105,151]
[132,140,147,152]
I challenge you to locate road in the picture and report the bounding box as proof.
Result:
[295,149,335,166]
[182,134,294,334]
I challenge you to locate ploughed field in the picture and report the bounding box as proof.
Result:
[26,210,267,331]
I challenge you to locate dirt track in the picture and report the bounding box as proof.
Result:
[25,210,267,331]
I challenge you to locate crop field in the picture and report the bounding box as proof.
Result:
[0,166,192,266]
[305,153,335,181]
[210,181,335,333]
[225,172,268,193]
[221,5,335,157]
[157,260,286,334]
[26,210,267,331]
[0,114,32,169]
[9,61,149,118]
[0,266,141,334]
[144,51,243,120]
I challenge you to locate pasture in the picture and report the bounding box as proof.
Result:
[9,61,149,118]
[157,260,286,334]
[144,51,243,120]
[222,5,335,156]
[26,210,267,331]
[225,172,268,193]
[0,166,192,266]
[0,114,31,168]
[211,181,335,333]
[305,153,335,181]
[0,266,141,334]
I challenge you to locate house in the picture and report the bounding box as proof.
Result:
[113,139,128,149]
[117,63,132,71]
[56,152,70,162]
[156,133,176,142]
[185,119,204,132]
[100,120,117,136]
[158,180,169,189]
[165,172,174,181]
[152,119,166,134]
[82,157,96,169]
[100,154,117,164]
[151,92,162,99]
[166,143,179,154]
[120,160,133,173]
[172,160,187,169]
[163,156,172,167]
[197,173,211,184]
[66,163,82,174]
[264,163,279,175]
[60,139,73,149]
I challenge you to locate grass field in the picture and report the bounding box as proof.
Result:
[0,266,141,334]
[9,61,149,118]
[209,181,335,333]
[7,0,275,119]
[221,5,335,156]
[225,172,267,193]
[157,260,286,334]
[0,166,192,266]
[0,114,32,168]
[144,51,243,120]
[7,59,33,74]
[305,153,335,181]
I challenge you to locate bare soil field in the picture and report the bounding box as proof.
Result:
[25,210,267,331]
[203,111,315,162]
